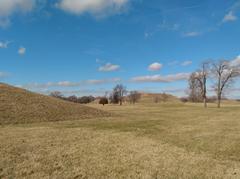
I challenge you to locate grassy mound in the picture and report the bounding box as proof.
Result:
[0,83,110,124]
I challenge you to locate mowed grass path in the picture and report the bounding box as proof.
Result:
[1,102,240,178]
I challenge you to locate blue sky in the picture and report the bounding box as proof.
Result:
[1,0,240,97]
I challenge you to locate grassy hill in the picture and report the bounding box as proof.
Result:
[0,83,110,125]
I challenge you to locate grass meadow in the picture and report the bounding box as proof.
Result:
[1,102,240,178]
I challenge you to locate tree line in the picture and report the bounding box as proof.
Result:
[50,84,141,106]
[99,84,141,105]
[187,60,240,108]
[50,91,95,104]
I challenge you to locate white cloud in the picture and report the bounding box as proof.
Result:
[18,47,26,55]
[0,41,10,48]
[131,73,190,83]
[0,0,35,27]
[230,55,240,66]
[181,60,192,66]
[183,31,200,37]
[148,62,163,71]
[56,0,129,17]
[223,11,237,23]
[98,63,120,72]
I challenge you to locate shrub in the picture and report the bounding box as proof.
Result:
[99,97,108,106]
[78,96,95,104]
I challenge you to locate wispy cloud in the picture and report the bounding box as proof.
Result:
[163,4,203,13]
[148,62,163,71]
[20,78,121,89]
[41,88,109,97]
[181,60,192,66]
[222,1,240,24]
[183,31,201,37]
[222,11,237,23]
[96,58,105,63]
[56,0,130,17]
[230,55,240,67]
[144,21,180,39]
[98,63,120,72]
[0,41,11,48]
[168,60,179,66]
[131,73,190,83]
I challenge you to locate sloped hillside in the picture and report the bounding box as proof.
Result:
[0,83,111,124]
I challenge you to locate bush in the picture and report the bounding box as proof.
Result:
[180,97,188,103]
[78,96,95,104]
[99,97,108,106]
[50,91,63,99]
[67,95,78,103]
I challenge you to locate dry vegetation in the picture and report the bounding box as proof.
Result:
[1,84,240,178]
[0,83,110,124]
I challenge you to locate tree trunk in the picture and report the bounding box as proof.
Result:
[217,94,221,108]
[203,97,207,108]
[217,73,222,108]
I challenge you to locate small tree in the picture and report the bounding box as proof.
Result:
[112,84,127,105]
[67,95,78,103]
[50,91,63,99]
[210,60,240,108]
[99,97,108,106]
[192,62,209,107]
[188,73,202,102]
[128,91,141,104]
[109,92,119,104]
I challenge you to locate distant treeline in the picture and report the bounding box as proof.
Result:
[49,91,95,104]
[179,96,229,103]
[49,84,141,106]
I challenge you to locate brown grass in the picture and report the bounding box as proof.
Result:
[0,83,110,124]
[1,84,240,178]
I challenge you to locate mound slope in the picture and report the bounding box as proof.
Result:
[0,83,110,124]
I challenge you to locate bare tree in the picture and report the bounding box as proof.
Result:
[188,73,202,103]
[210,60,240,108]
[194,62,209,108]
[113,84,127,105]
[50,91,63,99]
[128,91,141,104]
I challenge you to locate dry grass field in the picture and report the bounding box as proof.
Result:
[1,84,240,178]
